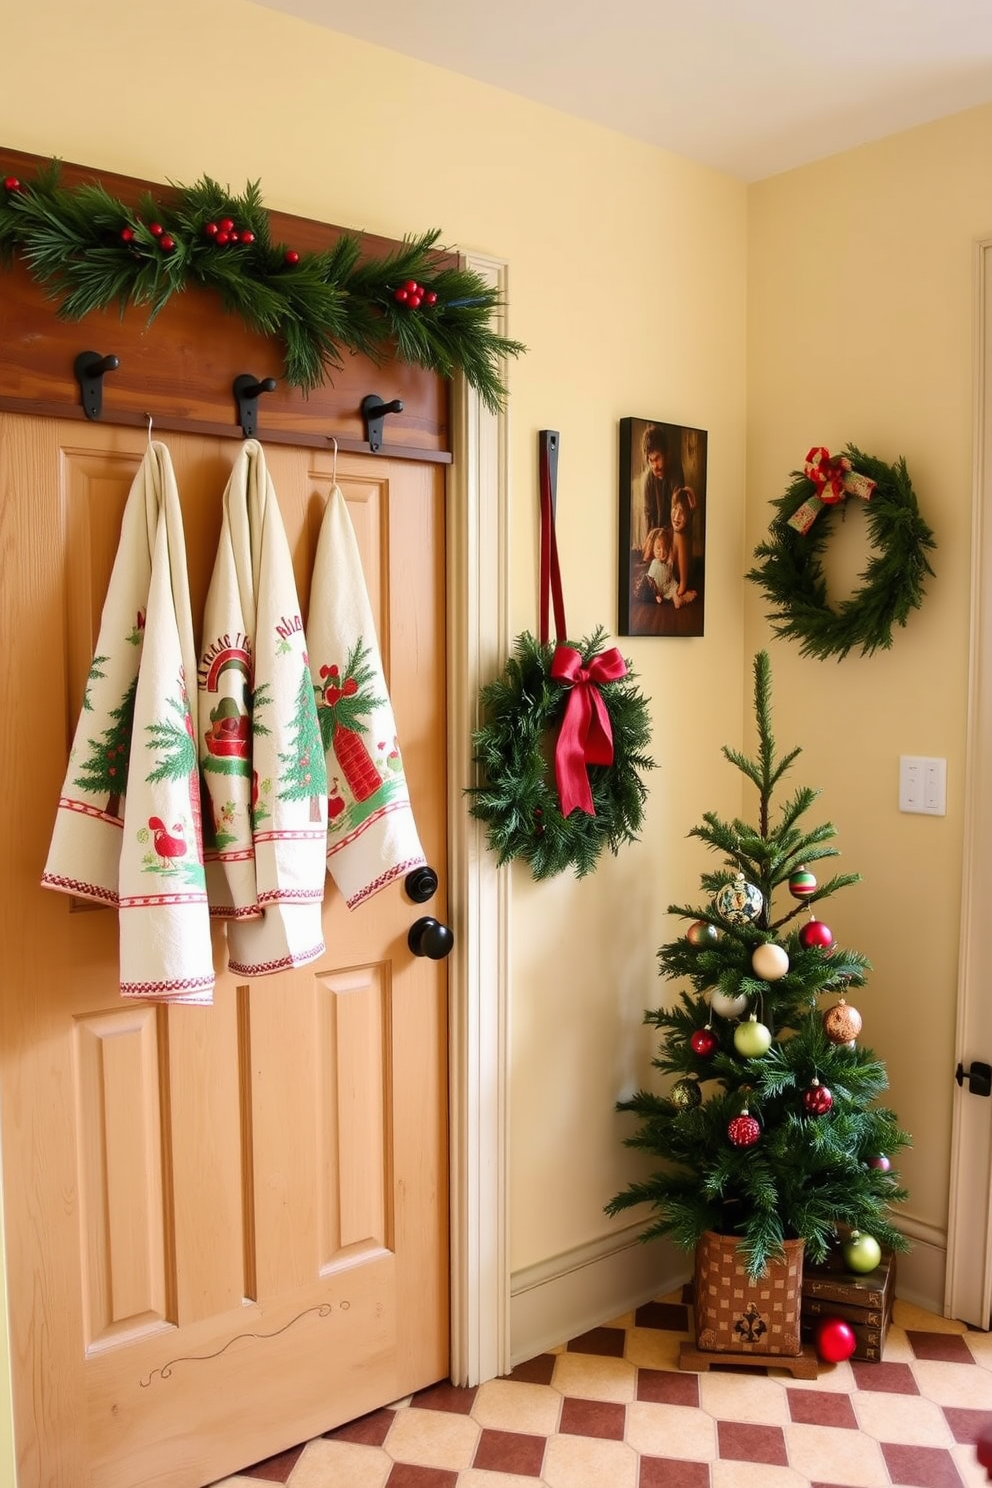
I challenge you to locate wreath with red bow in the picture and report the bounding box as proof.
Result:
[468,628,654,879]
[746,444,936,661]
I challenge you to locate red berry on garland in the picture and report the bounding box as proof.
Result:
[802,1078,833,1116]
[727,1111,761,1148]
[284,249,300,265]
[799,918,833,951]
[148,222,163,237]
[394,288,409,303]
[215,231,230,245]
[814,1316,856,1363]
[204,221,219,237]
[404,278,419,293]
[219,217,235,233]
[424,290,438,306]
[690,1026,717,1057]
[158,235,175,253]
[120,227,135,243]
[3,176,22,192]
[407,293,422,309]
[789,866,817,898]
[239,230,255,244]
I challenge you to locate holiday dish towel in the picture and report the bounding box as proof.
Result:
[42,441,215,1004]
[308,482,427,905]
[198,439,328,976]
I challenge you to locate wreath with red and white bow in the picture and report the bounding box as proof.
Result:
[746,444,936,661]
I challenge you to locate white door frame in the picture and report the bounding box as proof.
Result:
[945,236,992,1329]
[446,251,511,1385]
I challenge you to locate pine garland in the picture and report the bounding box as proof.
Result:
[746,445,936,661]
[0,160,525,411]
[467,629,655,880]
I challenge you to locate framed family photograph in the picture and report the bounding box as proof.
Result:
[618,417,708,637]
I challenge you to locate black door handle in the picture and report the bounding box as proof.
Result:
[408,916,454,960]
[404,866,439,903]
[955,1060,992,1097]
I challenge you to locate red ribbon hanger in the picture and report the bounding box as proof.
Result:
[539,430,627,818]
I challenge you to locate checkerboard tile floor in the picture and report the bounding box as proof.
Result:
[209,1292,992,1488]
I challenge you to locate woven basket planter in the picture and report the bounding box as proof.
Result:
[693,1230,805,1357]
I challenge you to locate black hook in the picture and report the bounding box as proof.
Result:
[361,394,404,453]
[74,351,120,421]
[233,374,277,438]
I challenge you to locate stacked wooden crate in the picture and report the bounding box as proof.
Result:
[800,1248,896,1362]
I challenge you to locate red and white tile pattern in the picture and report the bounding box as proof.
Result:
[210,1292,992,1487]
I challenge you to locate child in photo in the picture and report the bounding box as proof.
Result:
[638,525,685,606]
[670,486,698,606]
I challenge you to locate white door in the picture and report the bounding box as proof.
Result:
[945,238,992,1329]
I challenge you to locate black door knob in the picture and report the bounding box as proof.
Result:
[408,916,454,960]
[404,866,439,903]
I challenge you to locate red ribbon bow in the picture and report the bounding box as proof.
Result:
[803,446,852,505]
[550,645,628,817]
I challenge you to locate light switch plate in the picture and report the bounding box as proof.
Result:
[899,755,946,815]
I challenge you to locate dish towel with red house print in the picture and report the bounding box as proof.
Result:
[308,482,427,906]
[198,439,328,976]
[41,440,215,1004]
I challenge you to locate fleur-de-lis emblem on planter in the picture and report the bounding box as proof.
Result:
[734,1303,767,1344]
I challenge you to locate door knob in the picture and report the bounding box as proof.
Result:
[408,916,454,960]
[404,866,439,903]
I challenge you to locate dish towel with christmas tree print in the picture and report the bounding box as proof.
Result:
[198,439,328,976]
[308,483,427,906]
[41,441,215,1004]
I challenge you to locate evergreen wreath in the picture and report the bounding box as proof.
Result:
[0,160,525,411]
[746,444,936,662]
[468,629,655,880]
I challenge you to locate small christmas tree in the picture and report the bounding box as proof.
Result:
[606,651,910,1280]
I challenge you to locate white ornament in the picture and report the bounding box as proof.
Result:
[715,873,763,925]
[709,988,749,1019]
[751,942,790,981]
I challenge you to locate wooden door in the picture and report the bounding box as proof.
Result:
[0,416,449,1487]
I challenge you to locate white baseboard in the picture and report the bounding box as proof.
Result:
[894,1211,947,1318]
[509,1225,688,1368]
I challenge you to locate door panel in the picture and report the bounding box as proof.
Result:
[0,416,448,1487]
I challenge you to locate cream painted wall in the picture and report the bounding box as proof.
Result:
[747,105,992,1258]
[0,0,748,1453]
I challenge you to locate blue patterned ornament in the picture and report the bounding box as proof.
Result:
[715,873,763,925]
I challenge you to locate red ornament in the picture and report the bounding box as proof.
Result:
[814,1316,856,1363]
[690,1026,717,1057]
[868,1154,892,1173]
[802,1078,833,1116]
[120,227,135,243]
[727,1113,761,1148]
[799,919,833,951]
[3,175,23,192]
[219,217,235,233]
[284,249,300,265]
[158,235,175,253]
